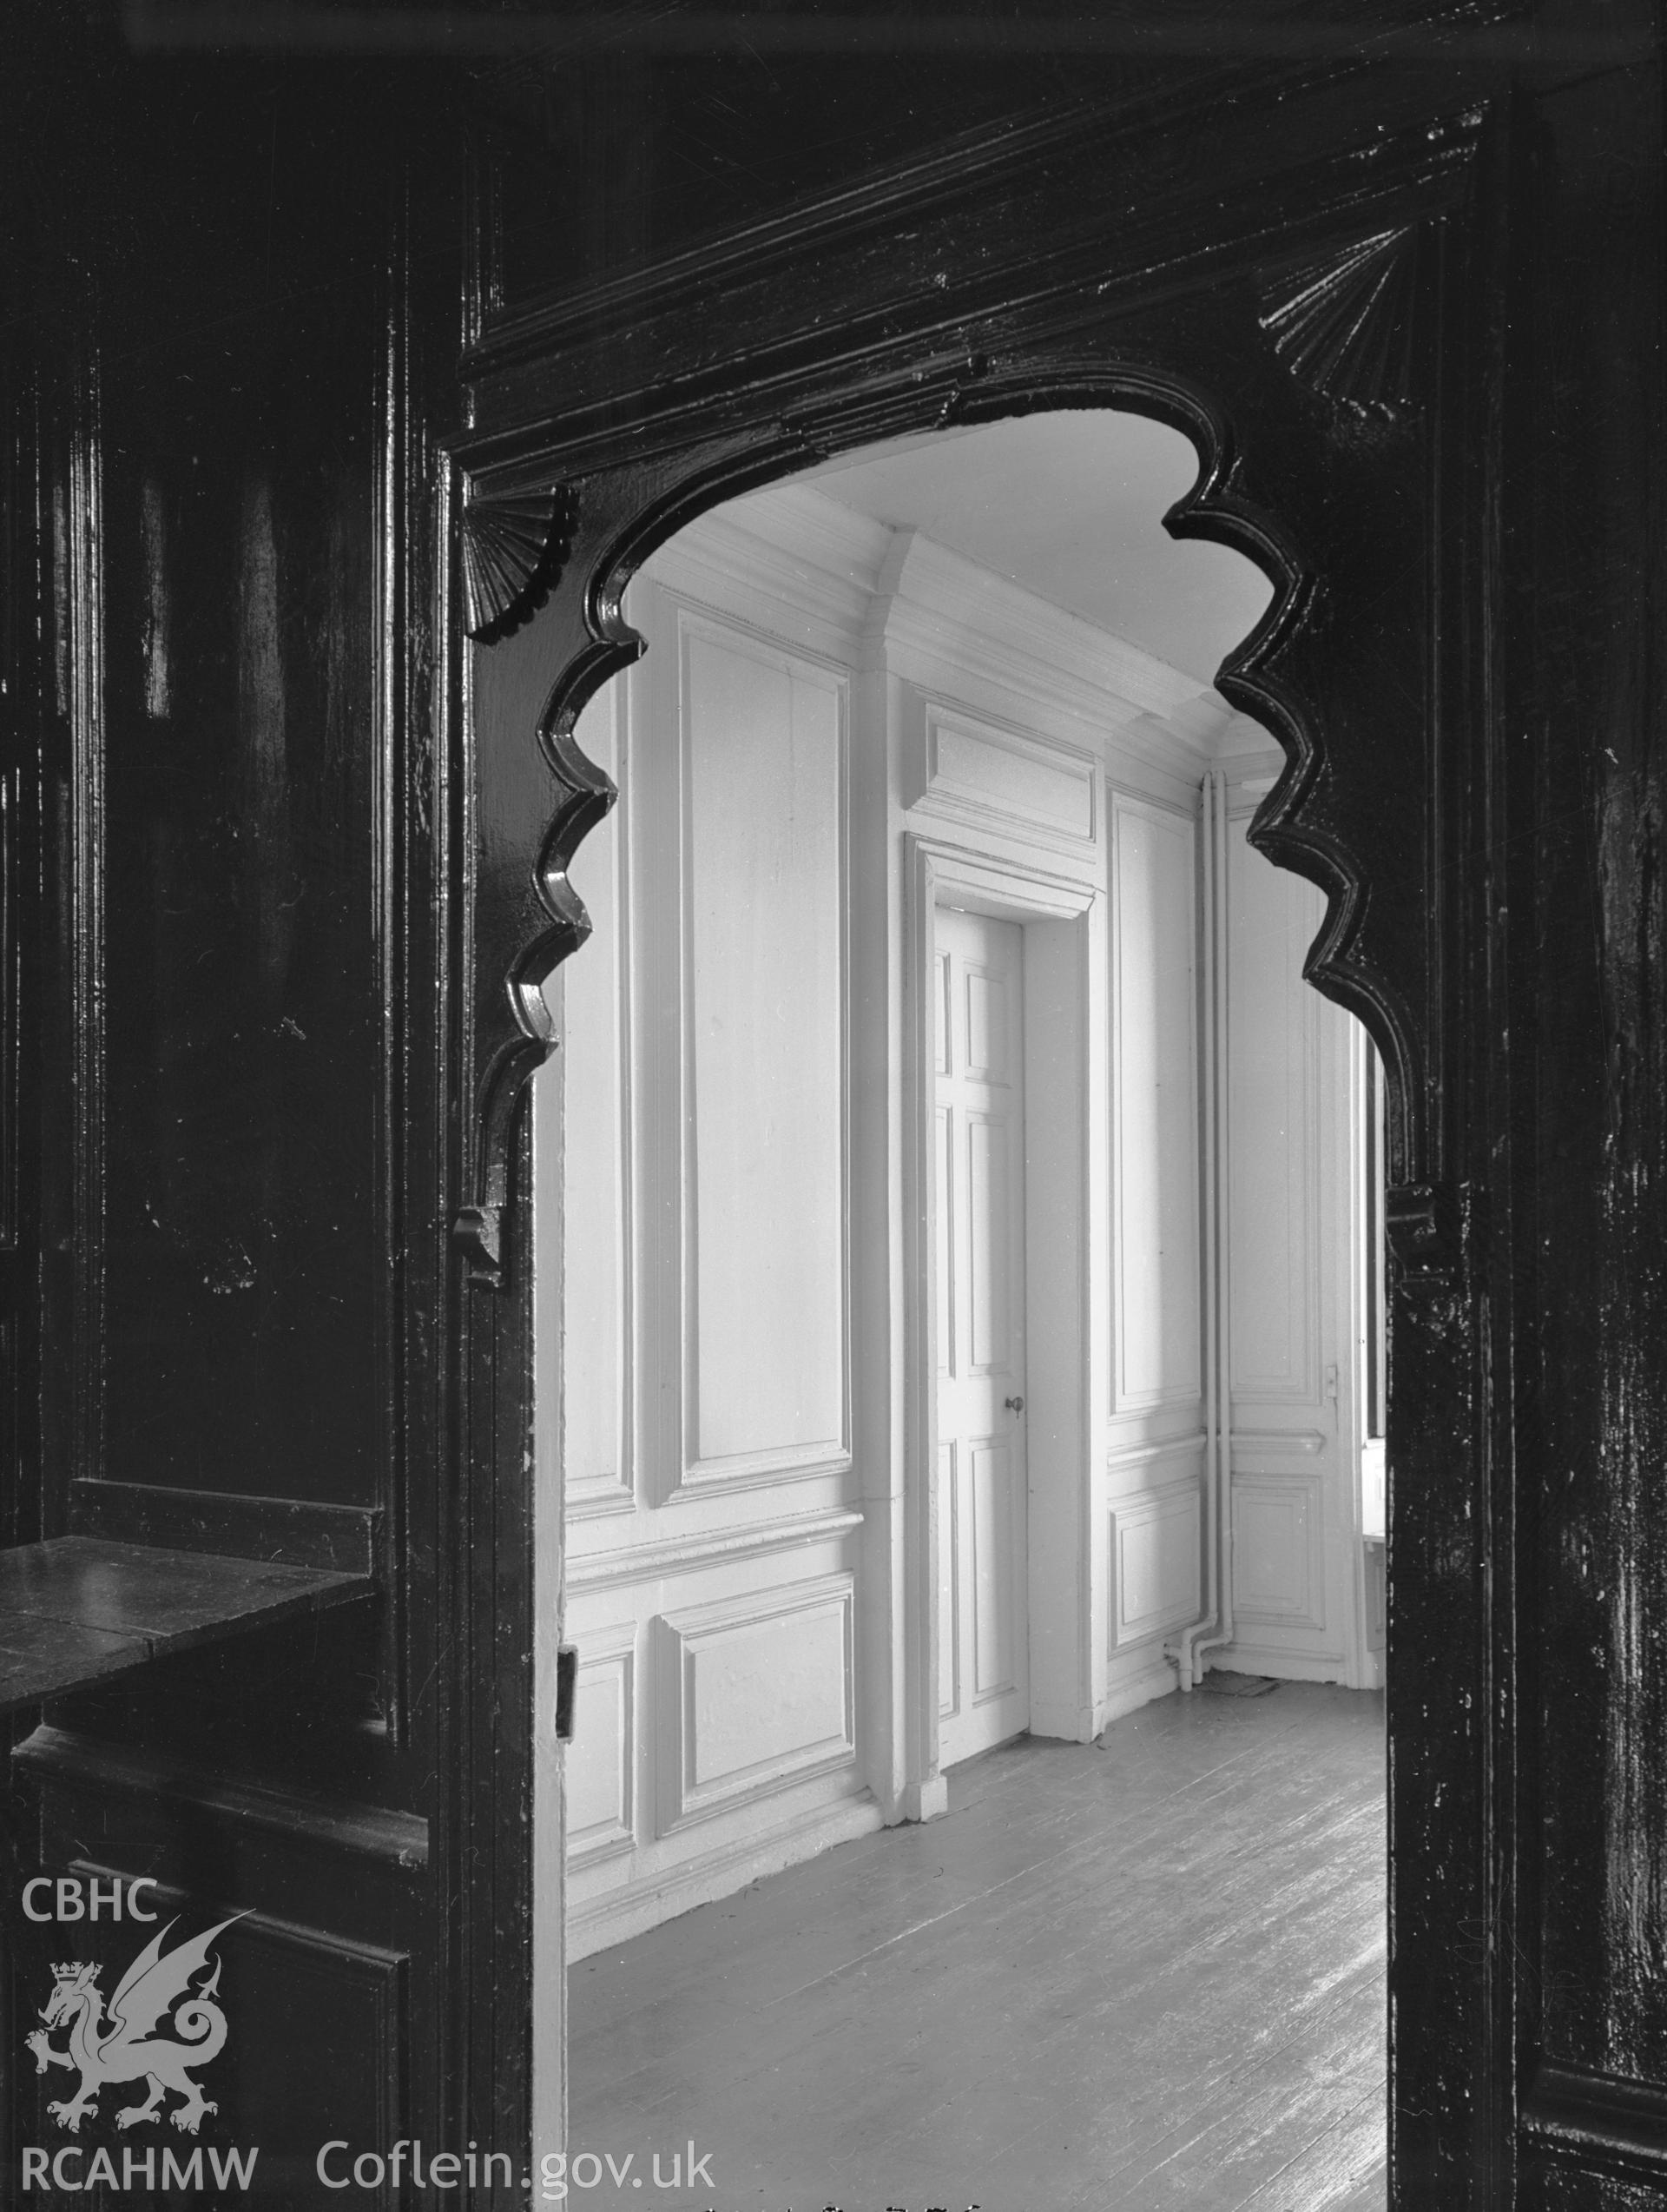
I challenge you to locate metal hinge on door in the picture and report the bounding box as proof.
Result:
[556,1645,578,1742]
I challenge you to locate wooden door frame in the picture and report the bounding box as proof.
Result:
[906,840,1102,1810]
[453,69,1516,2200]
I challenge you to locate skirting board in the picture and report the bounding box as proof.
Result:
[1094,1649,1180,1733]
[1206,1647,1349,1685]
[568,1793,884,1962]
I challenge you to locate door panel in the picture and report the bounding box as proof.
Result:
[936,905,1028,1766]
[972,1439,1020,1699]
[934,1106,954,1376]
[937,1442,958,1720]
[966,1113,1012,1371]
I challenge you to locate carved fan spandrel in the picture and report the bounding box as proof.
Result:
[459,482,577,642]
[1259,226,1420,415]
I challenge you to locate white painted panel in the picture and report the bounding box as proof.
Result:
[935,1106,954,1377]
[562,688,629,1509]
[934,949,952,1075]
[685,624,846,1469]
[1228,827,1323,1402]
[926,711,1096,844]
[657,1575,856,1830]
[965,965,1011,1084]
[1018,908,1095,1746]
[1112,797,1201,1409]
[566,1636,635,1865]
[1112,1487,1202,1649]
[1219,806,1359,1680]
[966,1114,1011,1375]
[1232,1479,1321,1624]
[689,1607,848,1780]
[1366,1543,1387,1653]
[938,1443,959,1720]
[972,1439,1018,1698]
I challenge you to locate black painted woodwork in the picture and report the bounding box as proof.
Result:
[0,1540,369,1712]
[3,3,1666,2207]
[3,14,478,2194]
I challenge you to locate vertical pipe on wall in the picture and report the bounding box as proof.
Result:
[1171,766,1232,1689]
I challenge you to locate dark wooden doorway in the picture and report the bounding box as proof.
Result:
[450,53,1597,2204]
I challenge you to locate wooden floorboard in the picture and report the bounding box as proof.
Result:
[568,1680,1386,2211]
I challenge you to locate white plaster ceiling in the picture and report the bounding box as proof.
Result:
[794,411,1274,687]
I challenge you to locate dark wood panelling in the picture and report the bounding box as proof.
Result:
[1515,54,1667,2198]
[455,1119,537,2158]
[474,42,1121,314]
[1526,2171,1667,2212]
[94,252,384,1511]
[1522,2063,1667,2193]
[67,1481,377,1575]
[17,1727,427,1870]
[0,373,30,1468]
[225,1912,407,2209]
[8,17,473,2188]
[9,1857,409,2209]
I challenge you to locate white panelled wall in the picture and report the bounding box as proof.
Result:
[536,482,1382,1960]
[1222,776,1383,1688]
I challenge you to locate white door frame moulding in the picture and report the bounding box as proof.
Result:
[901,832,1103,1819]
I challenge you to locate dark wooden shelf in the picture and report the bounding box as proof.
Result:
[0,1537,372,1713]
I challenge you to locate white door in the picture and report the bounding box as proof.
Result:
[935,904,1030,1767]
